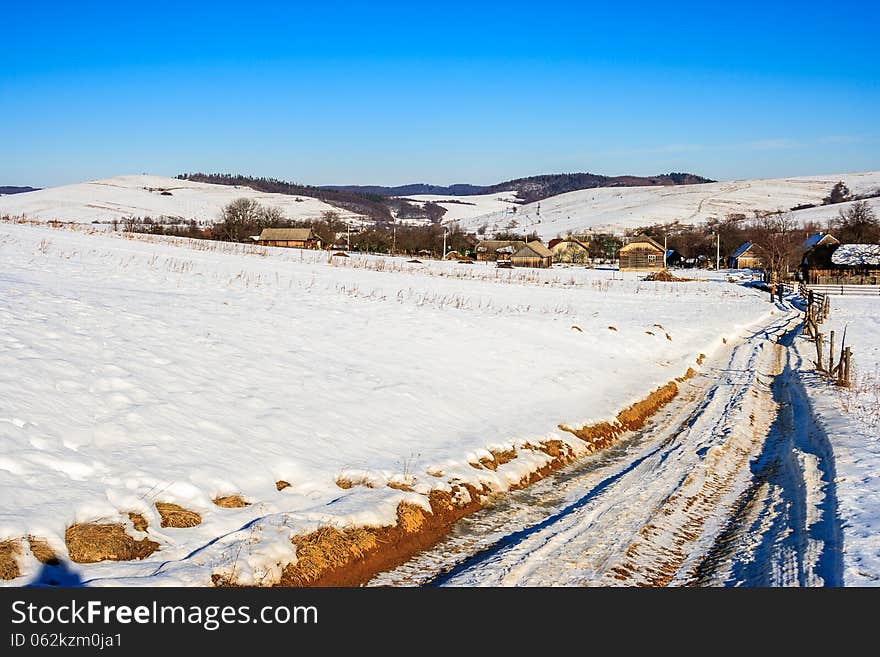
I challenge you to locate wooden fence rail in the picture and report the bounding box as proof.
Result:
[798,283,852,386]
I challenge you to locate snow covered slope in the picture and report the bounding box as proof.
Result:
[400,191,520,222]
[448,172,880,239]
[0,175,366,225]
[0,221,773,585]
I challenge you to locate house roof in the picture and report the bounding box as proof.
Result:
[802,233,839,250]
[620,235,664,252]
[516,240,552,258]
[731,242,754,259]
[475,240,526,253]
[551,238,590,253]
[258,227,315,241]
[830,244,880,266]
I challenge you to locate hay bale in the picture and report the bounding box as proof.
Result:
[213,495,249,509]
[276,480,291,491]
[65,523,159,563]
[0,540,21,580]
[155,502,201,528]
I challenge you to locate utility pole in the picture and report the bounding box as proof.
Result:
[663,234,668,269]
[392,224,396,255]
[443,228,448,259]
[716,232,721,271]
[347,222,351,251]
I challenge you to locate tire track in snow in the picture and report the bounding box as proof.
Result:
[371,310,808,586]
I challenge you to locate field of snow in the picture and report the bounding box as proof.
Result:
[448,172,880,240]
[0,175,366,225]
[0,221,776,585]
[795,295,880,585]
[400,191,520,223]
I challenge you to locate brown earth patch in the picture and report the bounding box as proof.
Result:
[696,353,706,366]
[155,502,201,528]
[489,448,517,467]
[214,495,250,508]
[0,539,21,580]
[276,480,291,491]
[65,523,159,563]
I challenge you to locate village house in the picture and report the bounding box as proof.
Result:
[729,242,762,269]
[619,235,665,271]
[257,227,322,249]
[511,241,553,268]
[665,249,684,267]
[551,237,591,264]
[801,241,880,284]
[475,240,526,262]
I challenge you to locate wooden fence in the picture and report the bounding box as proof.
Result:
[803,283,880,297]
[798,283,852,387]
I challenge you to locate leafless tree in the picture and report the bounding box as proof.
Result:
[747,213,800,282]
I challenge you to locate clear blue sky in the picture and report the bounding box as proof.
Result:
[2,0,878,187]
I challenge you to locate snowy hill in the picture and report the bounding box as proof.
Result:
[447,171,880,239]
[0,175,367,225]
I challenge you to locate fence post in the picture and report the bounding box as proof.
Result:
[816,333,824,372]
[844,347,852,387]
[829,330,835,376]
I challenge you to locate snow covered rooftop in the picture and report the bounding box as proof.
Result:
[830,243,880,266]
[731,242,754,258]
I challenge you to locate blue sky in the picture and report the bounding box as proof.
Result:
[2,1,878,187]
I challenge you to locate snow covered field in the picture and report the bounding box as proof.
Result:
[0,221,774,585]
[795,296,880,585]
[0,175,365,225]
[448,172,880,240]
[400,191,520,222]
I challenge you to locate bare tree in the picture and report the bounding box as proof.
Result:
[831,200,879,243]
[217,198,263,241]
[747,213,800,282]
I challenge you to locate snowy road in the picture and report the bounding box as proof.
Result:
[370,304,844,587]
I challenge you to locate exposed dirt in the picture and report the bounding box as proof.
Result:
[275,480,291,491]
[65,523,160,563]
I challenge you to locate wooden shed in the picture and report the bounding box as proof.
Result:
[511,241,553,268]
[551,238,591,264]
[729,242,762,269]
[619,236,665,271]
[802,243,880,284]
[475,240,526,262]
[257,227,322,249]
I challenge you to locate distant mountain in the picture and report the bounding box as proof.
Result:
[0,186,39,195]
[323,172,715,203]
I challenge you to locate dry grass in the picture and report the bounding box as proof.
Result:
[128,512,149,532]
[387,481,414,492]
[65,523,159,563]
[213,495,250,509]
[489,448,517,466]
[28,537,57,564]
[283,526,380,587]
[276,480,291,491]
[396,503,427,533]
[645,269,692,282]
[0,539,21,580]
[155,502,201,528]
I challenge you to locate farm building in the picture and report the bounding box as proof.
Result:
[729,242,763,269]
[665,249,684,267]
[511,241,553,268]
[475,240,526,262]
[801,242,880,284]
[619,236,665,271]
[801,232,839,250]
[257,227,322,249]
[551,238,591,264]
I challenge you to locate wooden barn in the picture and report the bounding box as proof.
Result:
[475,240,526,262]
[551,238,591,264]
[729,242,762,269]
[511,241,553,268]
[257,227,322,249]
[619,236,665,271]
[801,242,880,284]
